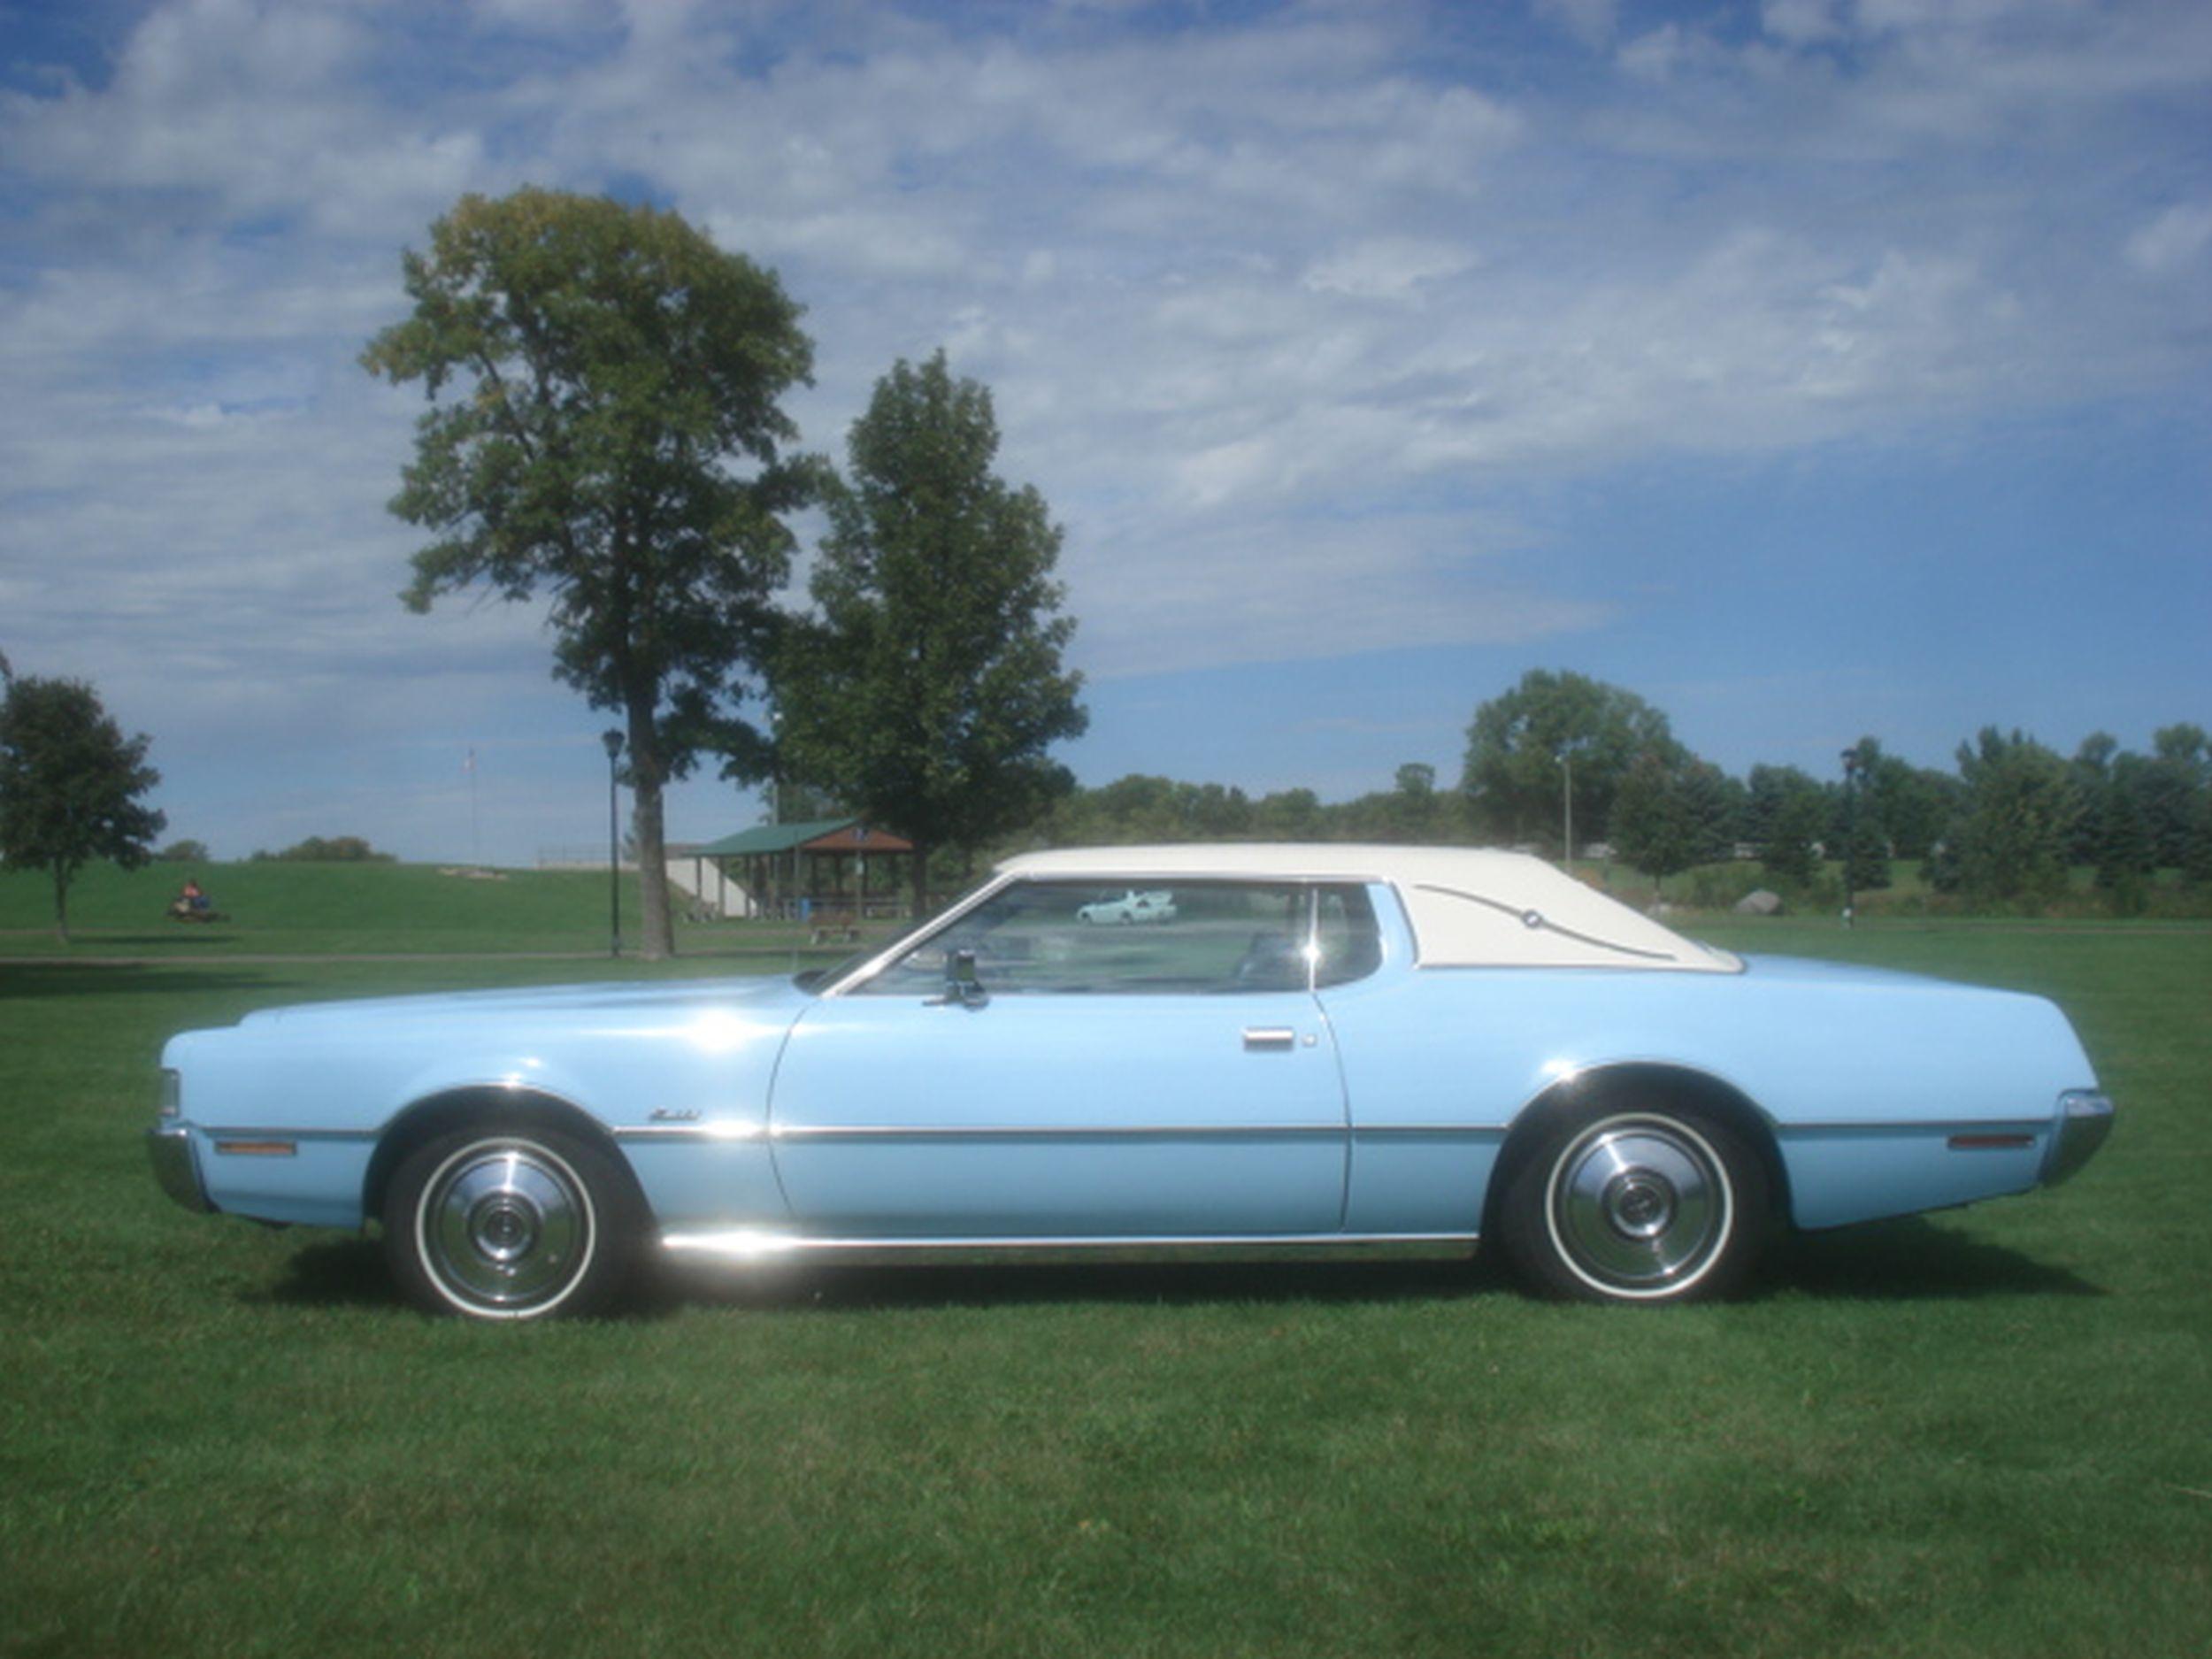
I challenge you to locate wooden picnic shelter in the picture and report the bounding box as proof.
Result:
[694,818,917,926]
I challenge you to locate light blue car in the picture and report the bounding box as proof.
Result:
[150,844,2115,1319]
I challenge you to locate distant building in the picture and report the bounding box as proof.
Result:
[691,818,917,924]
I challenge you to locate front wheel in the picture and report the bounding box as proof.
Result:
[1500,1104,1768,1303]
[383,1125,639,1320]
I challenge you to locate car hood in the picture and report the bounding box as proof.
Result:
[232,973,811,1033]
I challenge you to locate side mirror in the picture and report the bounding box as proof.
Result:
[933,949,990,1009]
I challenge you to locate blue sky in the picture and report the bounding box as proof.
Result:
[2,0,2206,864]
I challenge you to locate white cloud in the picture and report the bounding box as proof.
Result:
[1064,510,1613,680]
[1302,238,1479,301]
[1762,0,1847,48]
[1535,0,1617,51]
[2126,203,2212,276]
[0,0,2207,854]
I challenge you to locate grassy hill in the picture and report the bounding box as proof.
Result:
[0,860,875,960]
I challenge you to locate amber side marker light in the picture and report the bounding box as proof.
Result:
[1947,1133,2035,1150]
[212,1140,297,1158]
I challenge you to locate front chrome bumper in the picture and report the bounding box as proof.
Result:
[2042,1090,2116,1187]
[148,1125,214,1213]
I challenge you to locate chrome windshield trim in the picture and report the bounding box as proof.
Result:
[819,871,1020,997]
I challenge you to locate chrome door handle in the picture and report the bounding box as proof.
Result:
[1242,1027,1297,1051]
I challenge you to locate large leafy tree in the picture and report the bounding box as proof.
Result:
[1837,737,1893,895]
[1762,787,1827,887]
[1746,764,1826,872]
[1949,727,2078,906]
[2144,724,2210,867]
[1462,670,1680,852]
[2185,787,2212,890]
[1611,750,1701,892]
[773,352,1087,906]
[0,667,165,941]
[2092,761,2155,913]
[1849,736,1955,864]
[2066,732,2122,865]
[362,188,815,957]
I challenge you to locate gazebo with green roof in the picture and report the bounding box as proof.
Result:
[691,818,917,926]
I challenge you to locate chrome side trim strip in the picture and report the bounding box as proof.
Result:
[621,1120,1506,1144]
[661,1228,1481,1264]
[1778,1118,2049,1137]
[773,1122,1348,1141]
[613,1122,766,1143]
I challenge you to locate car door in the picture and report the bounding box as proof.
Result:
[765,879,1352,1239]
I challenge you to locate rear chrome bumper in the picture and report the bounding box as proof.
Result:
[2042,1090,2116,1187]
[148,1125,214,1213]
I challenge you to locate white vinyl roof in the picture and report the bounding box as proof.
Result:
[997,843,1739,972]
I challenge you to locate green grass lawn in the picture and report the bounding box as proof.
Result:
[2,913,2207,1656]
[0,859,876,963]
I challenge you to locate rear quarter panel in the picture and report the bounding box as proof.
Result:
[1324,952,2098,1233]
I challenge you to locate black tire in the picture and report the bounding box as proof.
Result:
[1500,1102,1769,1304]
[382,1123,640,1320]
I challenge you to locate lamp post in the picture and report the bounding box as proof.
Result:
[1839,743,1862,929]
[1562,751,1574,872]
[602,729,625,958]
[767,703,783,829]
[1556,739,1585,872]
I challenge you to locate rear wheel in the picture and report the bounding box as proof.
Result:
[1501,1103,1768,1303]
[383,1125,639,1320]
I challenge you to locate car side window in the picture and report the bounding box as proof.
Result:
[855,879,1329,995]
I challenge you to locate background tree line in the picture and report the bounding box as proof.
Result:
[1004,669,2212,917]
[10,187,2205,938]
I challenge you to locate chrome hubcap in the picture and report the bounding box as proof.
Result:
[1549,1116,1731,1294]
[420,1143,592,1313]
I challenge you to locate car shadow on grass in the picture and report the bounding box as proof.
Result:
[1754,1215,2106,1301]
[661,1250,1514,1316]
[261,1236,1517,1317]
[0,963,293,998]
[259,1236,400,1310]
[259,1216,2100,1318]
